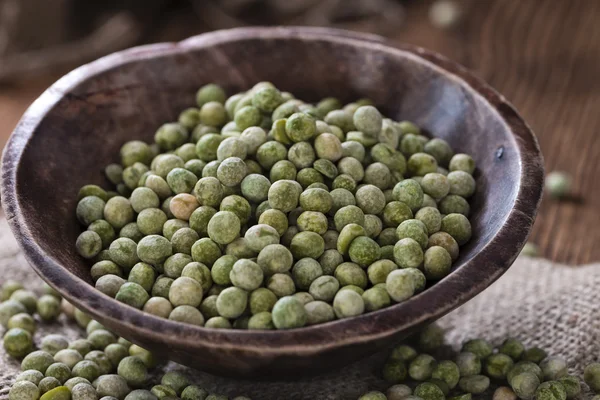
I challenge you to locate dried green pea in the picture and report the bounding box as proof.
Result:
[409,354,437,381]
[534,381,567,400]
[558,375,581,399]
[541,356,568,381]
[499,338,525,360]
[459,375,490,395]
[462,339,493,359]
[486,353,515,380]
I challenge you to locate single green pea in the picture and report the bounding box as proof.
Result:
[234,105,261,131]
[125,389,157,400]
[204,316,232,329]
[534,381,567,400]
[339,285,365,295]
[137,235,172,266]
[246,311,274,330]
[115,282,149,309]
[409,354,437,381]
[584,363,600,392]
[358,391,387,400]
[169,277,204,308]
[457,352,481,377]
[459,375,490,395]
[367,259,398,286]
[541,357,568,381]
[423,246,452,280]
[197,84,226,107]
[317,249,343,276]
[492,387,517,400]
[383,201,413,227]
[88,329,117,349]
[181,386,209,400]
[300,300,334,326]
[424,138,454,166]
[432,360,460,389]
[40,386,71,400]
[558,375,581,399]
[523,347,547,364]
[68,339,93,357]
[104,343,129,367]
[3,328,33,358]
[15,370,45,386]
[95,374,130,399]
[160,372,189,395]
[230,259,264,291]
[449,154,475,175]
[210,255,236,286]
[441,213,472,245]
[334,262,368,289]
[128,345,156,368]
[119,222,145,243]
[393,179,424,212]
[206,211,240,245]
[151,276,174,298]
[348,236,381,267]
[117,356,147,388]
[462,339,493,359]
[289,231,325,260]
[200,101,227,127]
[333,289,364,319]
[9,379,41,400]
[72,360,101,382]
[142,296,173,318]
[385,384,413,400]
[123,162,150,189]
[499,338,525,361]
[413,382,445,400]
[35,295,60,321]
[189,206,217,237]
[486,353,515,380]
[305,275,338,303]
[420,172,450,202]
[362,286,391,312]
[297,211,328,235]
[363,162,392,189]
[76,231,103,259]
[39,334,69,356]
[448,171,476,198]
[390,344,418,363]
[45,362,71,385]
[216,287,247,319]
[363,214,383,239]
[91,261,123,282]
[271,296,307,329]
[7,312,36,334]
[88,219,116,248]
[393,238,423,269]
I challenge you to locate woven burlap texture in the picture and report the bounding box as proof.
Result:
[0,215,598,399]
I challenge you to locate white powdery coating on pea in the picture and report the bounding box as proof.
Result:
[333,289,364,318]
[386,269,415,302]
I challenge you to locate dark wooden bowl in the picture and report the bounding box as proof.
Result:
[1,27,543,378]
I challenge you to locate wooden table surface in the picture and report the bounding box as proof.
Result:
[0,0,598,264]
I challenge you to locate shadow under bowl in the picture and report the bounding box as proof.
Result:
[1,27,544,378]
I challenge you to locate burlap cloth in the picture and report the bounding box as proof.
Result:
[0,215,598,399]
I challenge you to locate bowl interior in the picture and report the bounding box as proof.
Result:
[2,28,540,377]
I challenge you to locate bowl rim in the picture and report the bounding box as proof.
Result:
[1,26,544,354]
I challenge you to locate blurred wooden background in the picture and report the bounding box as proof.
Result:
[0,0,598,264]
